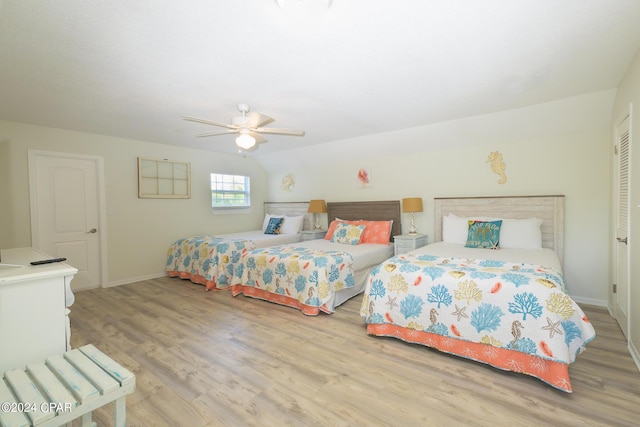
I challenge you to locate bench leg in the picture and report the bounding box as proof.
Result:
[80,411,94,427]
[114,396,127,427]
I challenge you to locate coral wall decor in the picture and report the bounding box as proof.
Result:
[280,173,295,191]
[357,167,372,188]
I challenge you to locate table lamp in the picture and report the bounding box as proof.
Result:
[402,197,423,235]
[307,199,327,230]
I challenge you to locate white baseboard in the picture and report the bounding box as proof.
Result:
[104,272,166,288]
[572,296,607,308]
[630,340,640,374]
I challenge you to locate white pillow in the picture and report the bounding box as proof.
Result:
[499,218,543,249]
[442,214,469,244]
[262,214,284,232]
[280,215,304,234]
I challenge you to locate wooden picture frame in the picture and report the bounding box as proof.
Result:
[137,157,191,198]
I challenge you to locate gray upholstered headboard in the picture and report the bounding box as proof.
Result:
[326,200,402,242]
[433,195,564,264]
[264,202,313,231]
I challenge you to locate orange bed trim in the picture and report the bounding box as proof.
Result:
[366,323,573,392]
[230,284,330,316]
[166,271,228,291]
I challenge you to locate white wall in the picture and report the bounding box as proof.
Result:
[258,91,615,306]
[612,46,640,368]
[0,121,268,285]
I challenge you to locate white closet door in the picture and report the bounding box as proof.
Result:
[614,115,630,338]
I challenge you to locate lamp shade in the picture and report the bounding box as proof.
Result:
[307,199,327,213]
[402,197,423,213]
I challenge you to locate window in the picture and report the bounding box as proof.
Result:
[211,173,251,208]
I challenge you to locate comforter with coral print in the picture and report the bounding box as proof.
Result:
[166,236,255,290]
[360,252,596,392]
[231,245,355,315]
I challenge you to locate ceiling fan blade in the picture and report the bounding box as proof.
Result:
[249,131,268,144]
[195,129,239,137]
[182,116,237,130]
[246,112,275,128]
[255,127,305,136]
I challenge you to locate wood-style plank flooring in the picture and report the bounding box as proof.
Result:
[69,276,640,426]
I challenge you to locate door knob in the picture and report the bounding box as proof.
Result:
[86,228,97,234]
[616,236,627,244]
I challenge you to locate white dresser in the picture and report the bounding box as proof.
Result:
[0,247,77,373]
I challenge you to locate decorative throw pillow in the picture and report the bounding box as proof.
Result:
[330,223,366,245]
[464,220,502,249]
[357,220,393,244]
[264,217,284,235]
[325,218,359,240]
[262,214,283,232]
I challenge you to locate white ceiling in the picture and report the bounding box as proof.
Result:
[1,0,640,157]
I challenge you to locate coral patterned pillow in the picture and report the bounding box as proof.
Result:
[330,223,366,245]
[325,219,359,240]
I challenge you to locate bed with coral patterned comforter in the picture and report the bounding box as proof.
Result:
[360,242,596,392]
[232,239,393,315]
[166,231,301,290]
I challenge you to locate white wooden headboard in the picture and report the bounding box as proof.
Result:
[264,202,313,231]
[434,195,565,264]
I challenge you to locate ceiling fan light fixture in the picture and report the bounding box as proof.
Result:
[236,133,256,150]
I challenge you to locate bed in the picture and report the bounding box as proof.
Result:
[230,201,401,315]
[360,195,596,392]
[166,202,312,290]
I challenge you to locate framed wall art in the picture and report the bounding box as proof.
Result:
[138,157,191,198]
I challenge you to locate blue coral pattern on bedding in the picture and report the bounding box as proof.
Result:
[360,254,596,366]
[232,245,355,311]
[166,235,255,289]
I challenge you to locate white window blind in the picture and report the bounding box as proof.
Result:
[211,173,251,208]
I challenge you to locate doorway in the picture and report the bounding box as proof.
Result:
[28,150,106,290]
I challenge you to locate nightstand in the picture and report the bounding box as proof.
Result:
[394,234,428,255]
[301,230,327,241]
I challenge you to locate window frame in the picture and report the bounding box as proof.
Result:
[210,173,251,210]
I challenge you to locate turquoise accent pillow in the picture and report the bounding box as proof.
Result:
[264,217,283,235]
[330,223,366,245]
[465,220,502,249]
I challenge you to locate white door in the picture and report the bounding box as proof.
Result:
[614,115,630,338]
[29,151,104,291]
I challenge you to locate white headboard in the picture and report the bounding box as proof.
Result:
[434,195,564,265]
[264,202,313,231]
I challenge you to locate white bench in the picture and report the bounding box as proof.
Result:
[0,344,135,427]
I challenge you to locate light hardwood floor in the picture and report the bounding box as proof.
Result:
[69,276,640,427]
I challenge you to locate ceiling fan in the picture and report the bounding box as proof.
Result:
[182,103,305,151]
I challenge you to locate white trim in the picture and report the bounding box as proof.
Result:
[629,339,640,374]
[27,150,108,288]
[572,296,608,308]
[106,272,166,288]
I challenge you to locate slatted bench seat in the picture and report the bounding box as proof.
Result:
[0,344,135,427]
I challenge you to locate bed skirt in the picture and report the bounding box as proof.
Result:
[167,271,228,291]
[366,323,574,393]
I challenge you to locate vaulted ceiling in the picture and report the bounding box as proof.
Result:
[1,0,640,156]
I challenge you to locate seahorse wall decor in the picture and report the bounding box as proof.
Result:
[486,151,507,184]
